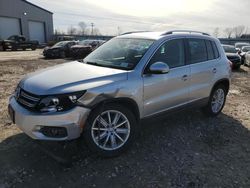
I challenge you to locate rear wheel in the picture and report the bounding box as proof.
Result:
[83,104,137,157]
[203,85,226,117]
[31,46,36,50]
[11,46,17,51]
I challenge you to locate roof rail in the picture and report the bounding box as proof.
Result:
[120,31,151,35]
[162,30,210,36]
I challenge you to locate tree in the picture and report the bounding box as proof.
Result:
[232,25,246,38]
[78,21,86,35]
[67,25,77,35]
[213,27,220,38]
[224,27,233,38]
[85,27,101,35]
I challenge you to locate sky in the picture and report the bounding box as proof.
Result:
[30,0,250,36]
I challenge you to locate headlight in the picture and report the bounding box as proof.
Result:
[37,91,86,113]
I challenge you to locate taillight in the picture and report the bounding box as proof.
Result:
[228,60,233,70]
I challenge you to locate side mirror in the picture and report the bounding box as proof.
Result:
[148,62,170,74]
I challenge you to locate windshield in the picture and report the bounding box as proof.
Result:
[79,40,93,45]
[223,46,237,53]
[84,38,154,70]
[242,46,250,52]
[235,43,250,49]
[53,41,69,47]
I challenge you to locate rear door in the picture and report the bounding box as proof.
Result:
[143,38,191,117]
[187,38,219,101]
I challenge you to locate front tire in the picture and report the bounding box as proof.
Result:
[83,104,137,157]
[203,85,227,117]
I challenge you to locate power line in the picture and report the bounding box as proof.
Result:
[54,11,156,25]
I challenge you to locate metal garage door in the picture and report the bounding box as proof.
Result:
[28,21,45,43]
[0,17,21,39]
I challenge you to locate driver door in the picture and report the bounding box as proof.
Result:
[143,39,191,117]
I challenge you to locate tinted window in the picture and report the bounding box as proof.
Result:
[211,41,219,58]
[205,40,214,60]
[150,39,185,68]
[188,39,207,64]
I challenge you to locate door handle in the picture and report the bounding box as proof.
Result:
[212,68,217,73]
[182,75,188,81]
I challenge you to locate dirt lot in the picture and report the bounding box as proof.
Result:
[0,51,250,188]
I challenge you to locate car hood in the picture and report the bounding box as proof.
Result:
[3,40,13,43]
[19,61,128,95]
[44,47,61,52]
[71,45,91,49]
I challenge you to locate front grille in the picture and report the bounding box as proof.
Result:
[16,89,41,110]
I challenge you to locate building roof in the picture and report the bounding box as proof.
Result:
[22,0,53,14]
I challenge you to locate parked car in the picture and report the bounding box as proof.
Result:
[47,36,76,47]
[2,35,38,51]
[70,40,106,59]
[43,41,77,58]
[222,44,241,69]
[8,30,231,157]
[235,42,250,51]
[240,46,250,65]
[245,51,250,66]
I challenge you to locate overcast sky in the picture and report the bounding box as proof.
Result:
[30,0,250,36]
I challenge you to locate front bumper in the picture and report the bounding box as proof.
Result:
[9,96,90,141]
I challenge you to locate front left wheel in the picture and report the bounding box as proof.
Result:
[83,104,137,157]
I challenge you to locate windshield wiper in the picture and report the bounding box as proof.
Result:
[83,60,130,70]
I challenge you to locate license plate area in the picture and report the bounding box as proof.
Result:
[8,105,15,124]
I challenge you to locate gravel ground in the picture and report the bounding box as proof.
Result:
[0,52,249,188]
[0,49,44,62]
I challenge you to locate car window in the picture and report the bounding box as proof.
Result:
[205,40,214,60]
[8,36,15,40]
[188,39,207,64]
[67,42,75,47]
[222,45,238,53]
[211,42,219,58]
[149,39,185,69]
[84,38,154,70]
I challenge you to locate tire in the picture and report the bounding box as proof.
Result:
[83,103,137,157]
[31,46,36,51]
[203,84,227,117]
[22,48,26,51]
[11,46,17,51]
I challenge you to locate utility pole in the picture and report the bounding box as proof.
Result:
[91,23,94,35]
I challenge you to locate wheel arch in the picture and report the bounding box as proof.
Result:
[211,78,230,95]
[90,97,141,123]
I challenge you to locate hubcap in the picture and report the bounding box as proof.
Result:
[91,110,130,151]
[211,88,225,113]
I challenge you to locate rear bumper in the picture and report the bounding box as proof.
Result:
[9,96,91,141]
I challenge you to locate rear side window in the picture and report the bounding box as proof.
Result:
[211,41,220,58]
[205,40,214,60]
[187,39,207,64]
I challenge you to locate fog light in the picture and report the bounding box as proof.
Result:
[40,126,67,138]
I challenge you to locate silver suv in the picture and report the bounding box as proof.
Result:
[8,30,231,157]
